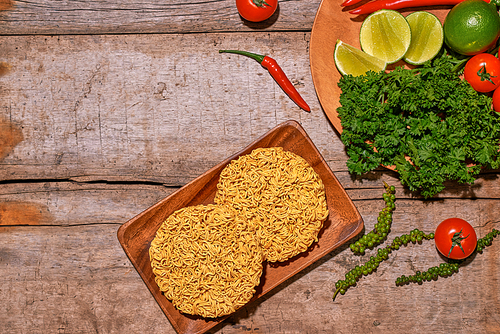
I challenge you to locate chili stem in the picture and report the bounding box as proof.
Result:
[219,50,265,63]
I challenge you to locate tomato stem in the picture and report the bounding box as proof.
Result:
[477,64,497,85]
[448,229,470,257]
[252,0,271,8]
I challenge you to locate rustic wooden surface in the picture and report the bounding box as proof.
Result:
[1,0,499,333]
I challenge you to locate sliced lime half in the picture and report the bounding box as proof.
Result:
[334,40,387,77]
[359,9,412,64]
[404,11,444,65]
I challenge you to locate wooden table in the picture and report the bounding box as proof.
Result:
[1,1,499,333]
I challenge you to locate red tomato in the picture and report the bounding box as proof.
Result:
[236,0,278,22]
[434,218,477,260]
[464,53,500,93]
[493,87,500,113]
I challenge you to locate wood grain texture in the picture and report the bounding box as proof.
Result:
[0,0,320,35]
[0,115,23,161]
[0,32,337,185]
[1,0,500,332]
[1,32,497,197]
[0,224,172,334]
[1,196,499,334]
[0,182,174,226]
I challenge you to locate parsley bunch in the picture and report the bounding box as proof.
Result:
[337,54,500,198]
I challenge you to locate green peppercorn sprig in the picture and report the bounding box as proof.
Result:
[333,229,434,301]
[395,262,460,286]
[476,228,499,253]
[349,181,396,255]
[396,228,499,286]
[334,181,499,302]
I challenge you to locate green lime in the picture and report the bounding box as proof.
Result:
[404,11,444,65]
[443,0,500,55]
[334,40,387,76]
[359,9,412,64]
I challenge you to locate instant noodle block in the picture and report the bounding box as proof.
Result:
[215,147,329,263]
[117,120,363,334]
[149,204,264,318]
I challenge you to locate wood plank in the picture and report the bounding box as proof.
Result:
[1,197,499,333]
[0,224,174,334]
[0,32,338,185]
[1,180,499,227]
[1,32,499,200]
[0,182,174,226]
[0,0,321,35]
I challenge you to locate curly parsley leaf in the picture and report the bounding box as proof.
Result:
[337,55,500,198]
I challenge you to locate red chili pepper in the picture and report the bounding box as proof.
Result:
[341,0,364,6]
[349,0,491,15]
[219,50,311,112]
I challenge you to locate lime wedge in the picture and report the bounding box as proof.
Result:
[334,40,387,77]
[404,11,444,65]
[359,9,411,64]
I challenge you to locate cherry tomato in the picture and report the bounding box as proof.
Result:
[493,87,500,113]
[236,0,278,22]
[434,218,477,260]
[464,53,500,93]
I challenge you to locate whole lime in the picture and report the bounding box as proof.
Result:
[443,0,500,55]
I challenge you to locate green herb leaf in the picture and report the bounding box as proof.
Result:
[337,54,500,198]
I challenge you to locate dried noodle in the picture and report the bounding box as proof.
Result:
[149,204,264,318]
[214,147,329,262]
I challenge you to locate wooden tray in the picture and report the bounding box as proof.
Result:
[309,0,449,135]
[117,120,363,334]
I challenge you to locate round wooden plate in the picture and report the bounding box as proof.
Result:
[309,0,450,135]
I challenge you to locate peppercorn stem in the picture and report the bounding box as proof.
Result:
[333,229,434,301]
[332,288,341,301]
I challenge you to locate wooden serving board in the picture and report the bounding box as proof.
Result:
[117,120,363,334]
